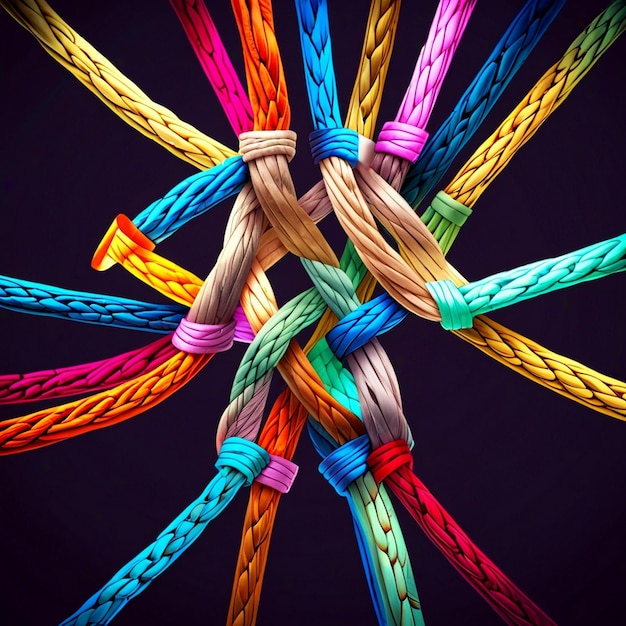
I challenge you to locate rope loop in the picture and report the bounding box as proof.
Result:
[172,316,236,353]
[425,279,473,330]
[309,127,360,167]
[375,121,429,163]
[367,439,413,484]
[91,214,155,272]
[318,434,371,496]
[215,437,269,486]
[255,454,299,493]
[239,130,297,162]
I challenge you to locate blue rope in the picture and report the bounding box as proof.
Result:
[133,156,248,243]
[0,275,185,333]
[401,0,566,208]
[60,438,268,626]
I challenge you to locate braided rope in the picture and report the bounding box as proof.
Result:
[401,0,567,208]
[444,0,626,209]
[396,0,476,132]
[224,3,624,620]
[92,215,203,306]
[0,0,236,169]
[381,461,557,625]
[0,274,185,332]
[2,2,620,620]
[311,300,558,624]
[0,335,176,405]
[344,0,402,136]
[428,234,626,328]
[230,0,290,131]
[132,156,249,244]
[222,3,422,624]
[0,351,211,454]
[170,0,254,136]
[60,438,269,626]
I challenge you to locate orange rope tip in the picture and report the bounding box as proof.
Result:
[91,214,155,271]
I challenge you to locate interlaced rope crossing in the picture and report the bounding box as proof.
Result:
[1,0,625,624]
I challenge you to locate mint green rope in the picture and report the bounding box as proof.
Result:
[427,234,626,330]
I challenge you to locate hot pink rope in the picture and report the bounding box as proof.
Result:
[376,0,476,161]
[170,0,254,135]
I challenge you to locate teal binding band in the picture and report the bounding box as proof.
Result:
[425,279,473,330]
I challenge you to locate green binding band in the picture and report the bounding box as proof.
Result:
[429,190,472,226]
[425,279,473,330]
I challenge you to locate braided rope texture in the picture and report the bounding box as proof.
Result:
[0,0,235,169]
[1,1,626,624]
[401,0,568,207]
[445,0,626,208]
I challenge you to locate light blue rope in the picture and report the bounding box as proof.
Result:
[0,275,185,333]
[60,438,268,626]
[426,234,626,329]
[133,156,248,243]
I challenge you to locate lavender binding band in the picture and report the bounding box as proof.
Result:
[255,454,299,493]
[172,317,237,354]
[233,305,255,342]
[375,121,429,163]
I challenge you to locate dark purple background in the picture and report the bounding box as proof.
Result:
[1,1,625,624]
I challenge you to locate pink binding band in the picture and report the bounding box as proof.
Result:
[172,306,255,354]
[375,121,429,163]
[172,317,237,354]
[233,305,255,342]
[255,454,299,494]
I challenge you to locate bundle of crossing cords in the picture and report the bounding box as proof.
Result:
[1,1,624,624]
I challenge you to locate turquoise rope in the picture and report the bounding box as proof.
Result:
[427,234,626,329]
[133,155,248,243]
[60,438,268,626]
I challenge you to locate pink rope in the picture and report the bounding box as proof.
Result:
[0,336,177,405]
[376,0,476,160]
[170,0,254,135]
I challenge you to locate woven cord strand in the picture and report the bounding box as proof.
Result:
[170,0,254,135]
[319,313,557,624]
[0,351,210,454]
[60,438,269,626]
[0,274,185,332]
[382,460,557,625]
[400,0,567,208]
[224,3,420,624]
[0,0,236,169]
[344,0,402,137]
[294,1,549,623]
[0,335,177,405]
[291,2,429,624]
[444,0,626,209]
[427,235,626,329]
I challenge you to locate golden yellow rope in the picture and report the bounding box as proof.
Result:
[345,0,402,136]
[0,0,236,169]
[444,3,626,207]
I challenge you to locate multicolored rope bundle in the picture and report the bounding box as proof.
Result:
[1,0,624,624]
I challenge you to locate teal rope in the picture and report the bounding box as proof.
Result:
[60,438,268,626]
[426,234,626,330]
